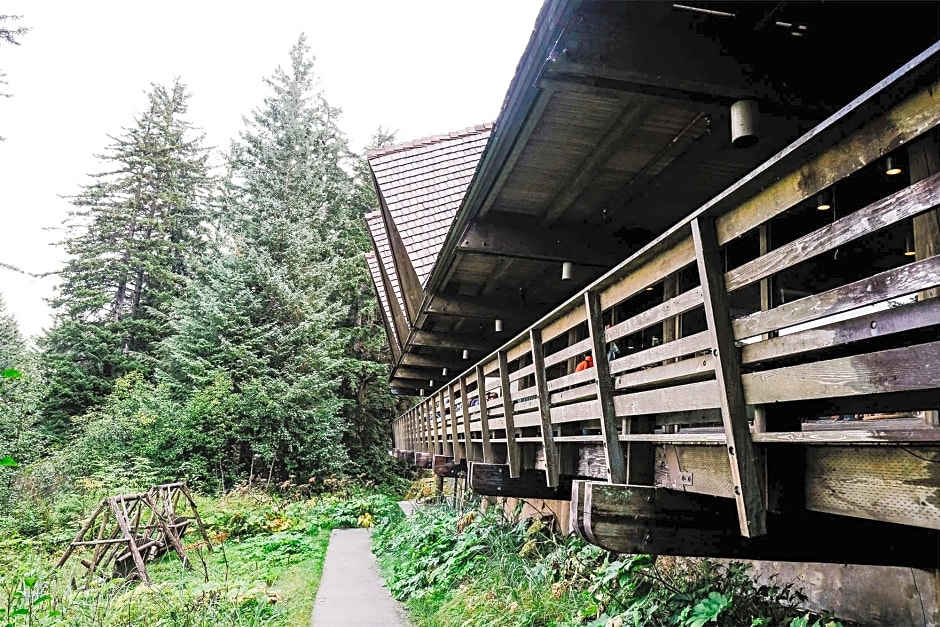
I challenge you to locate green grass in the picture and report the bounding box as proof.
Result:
[0,486,401,626]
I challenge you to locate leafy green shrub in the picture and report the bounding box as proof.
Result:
[374,499,843,627]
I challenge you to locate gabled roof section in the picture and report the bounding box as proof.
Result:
[364,251,399,351]
[368,123,493,287]
[365,211,406,319]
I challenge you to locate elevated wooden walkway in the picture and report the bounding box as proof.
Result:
[392,43,940,568]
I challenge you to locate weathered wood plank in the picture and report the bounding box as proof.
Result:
[498,350,521,478]
[725,172,940,292]
[741,296,940,365]
[530,328,560,487]
[743,340,940,404]
[614,353,715,391]
[733,250,940,340]
[614,380,720,416]
[609,332,711,375]
[585,290,627,484]
[544,338,592,369]
[606,286,703,344]
[693,216,766,537]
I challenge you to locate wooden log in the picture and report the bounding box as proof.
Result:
[573,481,939,569]
[469,462,573,500]
[109,498,150,584]
[433,455,468,478]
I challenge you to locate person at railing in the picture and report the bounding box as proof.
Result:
[575,354,594,371]
[605,324,621,362]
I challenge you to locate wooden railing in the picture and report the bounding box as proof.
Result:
[392,44,940,544]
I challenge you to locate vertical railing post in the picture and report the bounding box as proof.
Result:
[424,399,433,454]
[498,350,521,478]
[476,365,494,463]
[434,388,447,455]
[692,216,767,538]
[447,382,459,460]
[585,290,627,485]
[530,328,560,487]
[459,376,472,461]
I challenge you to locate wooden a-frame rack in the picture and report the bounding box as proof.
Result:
[55,482,211,585]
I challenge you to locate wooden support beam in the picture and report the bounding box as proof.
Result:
[692,216,766,537]
[529,328,560,487]
[476,365,494,463]
[542,101,652,227]
[458,216,627,267]
[411,330,492,351]
[400,353,465,369]
[433,455,468,478]
[497,349,521,478]
[376,200,424,325]
[426,293,530,321]
[571,481,939,569]
[584,290,627,484]
[469,462,573,500]
[910,130,940,301]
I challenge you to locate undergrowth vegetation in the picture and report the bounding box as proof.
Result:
[0,480,403,626]
[374,496,845,627]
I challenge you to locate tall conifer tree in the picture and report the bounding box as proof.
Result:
[40,81,211,437]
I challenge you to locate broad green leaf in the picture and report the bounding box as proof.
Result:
[0,457,18,468]
[0,369,21,379]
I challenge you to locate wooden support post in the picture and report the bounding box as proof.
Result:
[424,399,433,454]
[908,131,940,427]
[437,390,447,456]
[459,376,472,461]
[584,290,627,484]
[692,216,767,537]
[530,328,560,487]
[448,382,461,460]
[498,349,521,478]
[477,365,494,463]
[754,224,774,434]
[111,498,150,583]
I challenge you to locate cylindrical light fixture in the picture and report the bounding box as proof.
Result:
[429,380,434,388]
[462,349,470,360]
[561,261,573,281]
[494,319,503,333]
[730,99,760,148]
[885,155,902,176]
[442,367,449,376]
[816,190,832,211]
[419,389,425,397]
[905,234,916,257]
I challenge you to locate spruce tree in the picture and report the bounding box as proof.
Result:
[162,37,401,483]
[40,80,211,437]
[0,292,24,372]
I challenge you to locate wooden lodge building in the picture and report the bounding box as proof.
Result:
[364,1,940,623]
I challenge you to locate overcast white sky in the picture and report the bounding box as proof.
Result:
[0,0,543,339]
